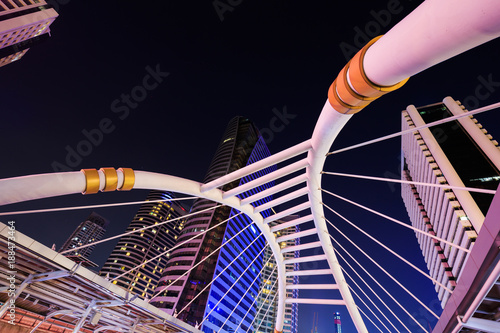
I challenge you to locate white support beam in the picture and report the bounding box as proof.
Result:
[286,269,332,277]
[285,298,345,305]
[276,228,316,243]
[222,159,309,199]
[240,174,308,206]
[270,214,313,232]
[286,284,339,290]
[254,187,309,214]
[460,316,500,333]
[264,202,310,224]
[283,254,327,265]
[281,241,322,254]
[201,140,312,193]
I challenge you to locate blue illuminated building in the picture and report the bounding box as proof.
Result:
[151,117,275,332]
[203,134,275,332]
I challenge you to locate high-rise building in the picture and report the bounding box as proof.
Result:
[333,311,342,333]
[0,1,58,67]
[254,215,300,333]
[59,212,109,268]
[401,97,500,306]
[100,191,187,299]
[151,117,275,333]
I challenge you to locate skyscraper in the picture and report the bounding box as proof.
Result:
[333,312,342,333]
[100,191,187,299]
[0,1,58,67]
[59,212,109,268]
[254,215,300,333]
[401,97,500,306]
[151,117,275,332]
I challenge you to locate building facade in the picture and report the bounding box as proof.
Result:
[151,117,276,332]
[0,1,58,67]
[254,215,300,333]
[100,191,187,299]
[401,97,500,306]
[59,212,109,267]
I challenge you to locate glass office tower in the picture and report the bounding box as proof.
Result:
[152,117,275,332]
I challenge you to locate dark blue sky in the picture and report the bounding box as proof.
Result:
[1,1,500,332]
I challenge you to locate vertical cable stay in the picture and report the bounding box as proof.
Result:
[323,202,451,291]
[149,213,249,300]
[321,188,470,253]
[330,234,430,333]
[201,244,267,324]
[346,286,386,333]
[215,246,275,332]
[178,233,263,316]
[337,249,407,332]
[63,204,221,255]
[113,211,243,283]
[326,101,500,156]
[245,276,279,333]
[231,265,278,333]
[327,222,440,321]
[321,171,496,195]
[0,196,198,216]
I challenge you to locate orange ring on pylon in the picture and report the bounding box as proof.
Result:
[349,35,409,98]
[81,169,100,194]
[100,167,118,192]
[118,168,135,191]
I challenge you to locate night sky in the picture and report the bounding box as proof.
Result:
[1,1,500,332]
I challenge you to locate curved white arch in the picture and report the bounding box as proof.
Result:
[0,169,288,331]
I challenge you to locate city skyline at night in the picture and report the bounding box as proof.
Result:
[1,1,500,332]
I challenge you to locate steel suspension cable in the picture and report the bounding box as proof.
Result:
[340,264,396,332]
[251,282,280,333]
[178,231,264,316]
[150,215,251,300]
[327,220,440,321]
[333,248,408,330]
[321,188,470,253]
[326,101,500,156]
[323,202,451,291]
[233,265,278,333]
[62,203,221,255]
[356,306,385,333]
[215,246,275,333]
[329,233,431,332]
[113,211,243,282]
[201,244,267,325]
[322,171,496,195]
[0,196,197,216]
[245,275,279,333]
[346,285,386,333]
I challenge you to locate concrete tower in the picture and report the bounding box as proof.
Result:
[401,97,500,306]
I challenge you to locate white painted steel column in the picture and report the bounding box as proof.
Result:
[307,100,367,332]
[364,0,500,86]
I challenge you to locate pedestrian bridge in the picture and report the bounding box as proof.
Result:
[1,0,500,332]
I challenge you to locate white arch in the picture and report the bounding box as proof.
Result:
[0,169,288,331]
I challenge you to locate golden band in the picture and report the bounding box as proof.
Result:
[80,168,135,194]
[328,35,409,114]
[274,329,283,333]
[81,169,100,194]
[100,167,118,192]
[118,167,135,191]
